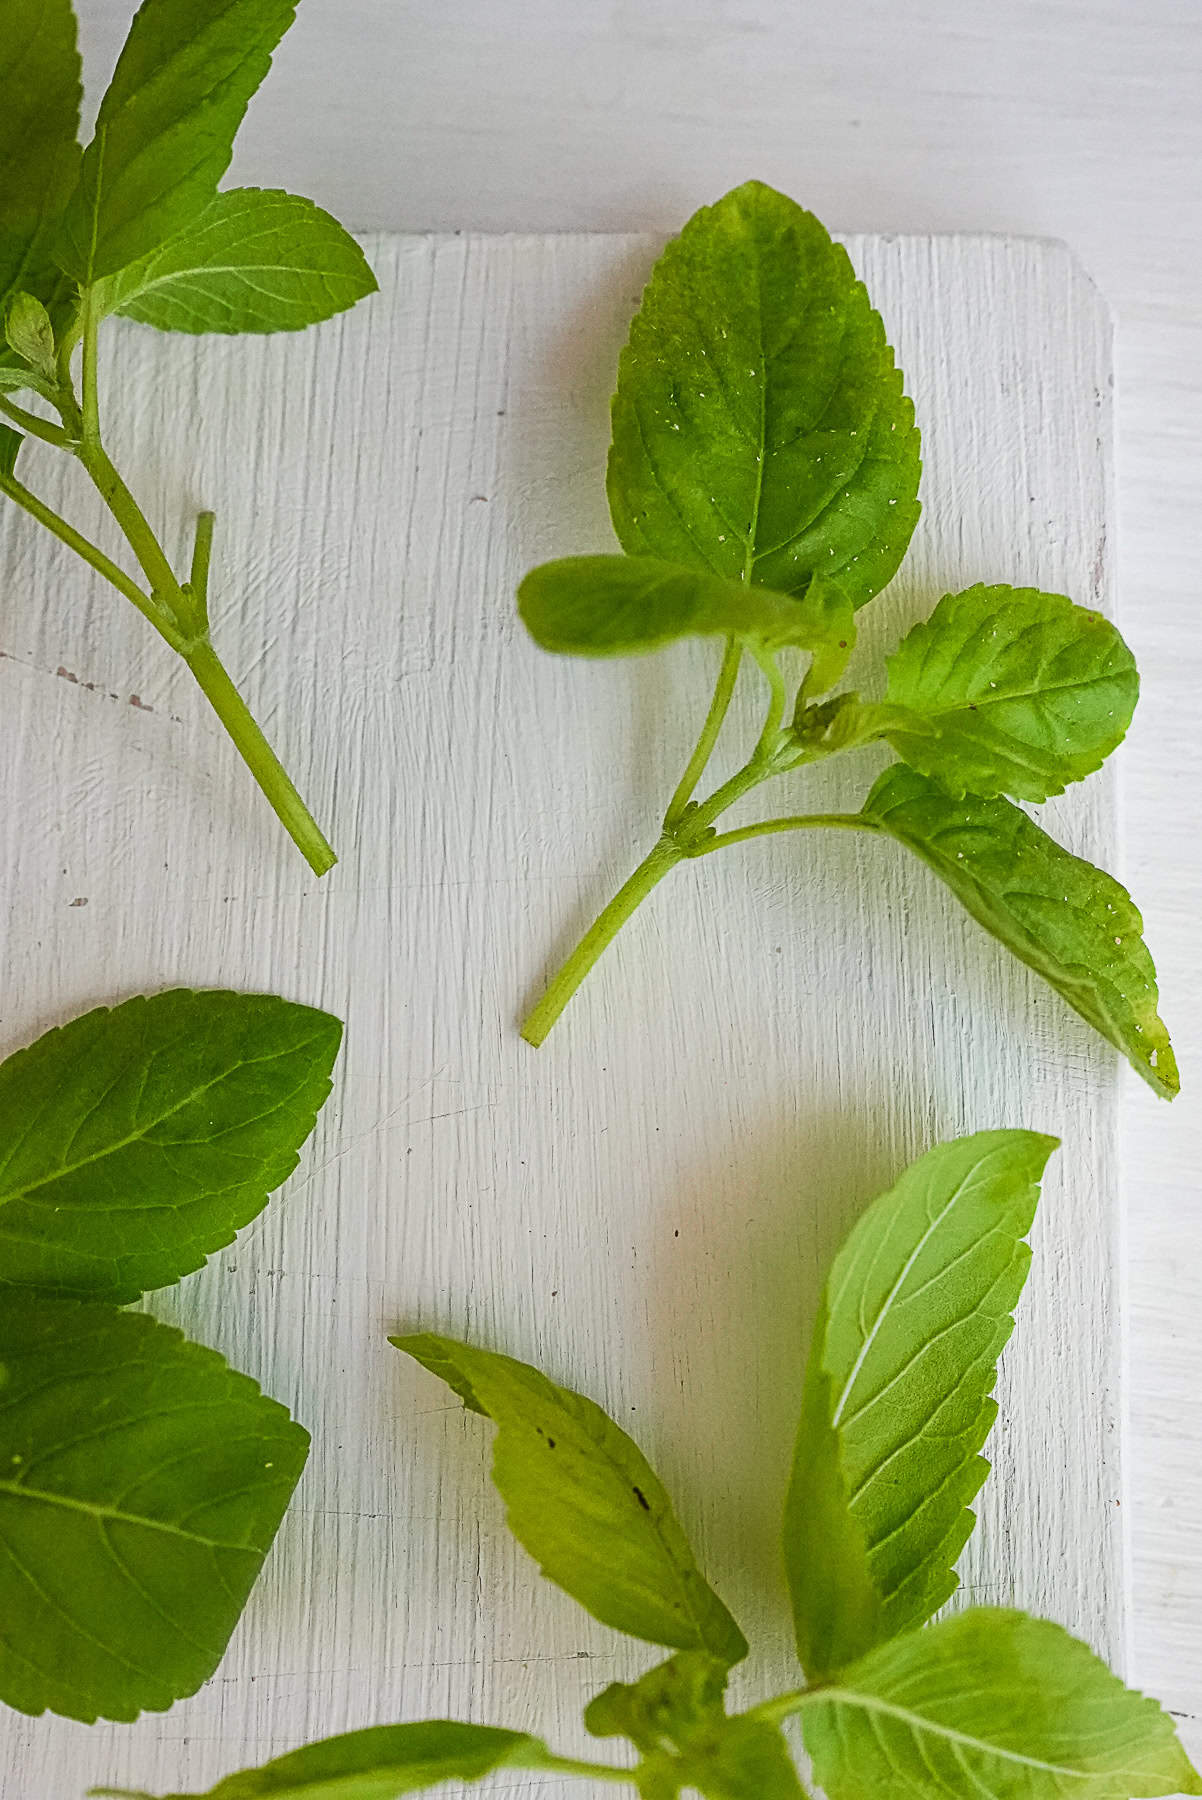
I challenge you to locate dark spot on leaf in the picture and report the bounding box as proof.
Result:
[633,1486,651,1511]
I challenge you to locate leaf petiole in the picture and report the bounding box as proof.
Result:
[0,395,74,448]
[0,467,172,639]
[663,636,743,829]
[688,812,877,858]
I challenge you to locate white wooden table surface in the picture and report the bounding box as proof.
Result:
[0,229,1130,1800]
[34,0,1202,1779]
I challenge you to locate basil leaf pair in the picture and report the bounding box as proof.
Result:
[0,989,341,1724]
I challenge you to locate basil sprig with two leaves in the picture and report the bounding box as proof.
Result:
[111,1130,1199,1800]
[0,987,342,1725]
[516,181,1176,1101]
[0,0,378,874]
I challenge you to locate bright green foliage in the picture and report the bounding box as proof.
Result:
[515,185,1172,1094]
[584,1650,731,1751]
[584,1654,805,1800]
[801,1608,1202,1799]
[607,180,920,607]
[394,1334,747,1665]
[861,765,1178,1097]
[0,423,20,476]
[0,1294,308,1723]
[4,290,57,380]
[0,0,377,874]
[97,188,378,333]
[129,1134,1196,1800]
[94,1724,552,1800]
[0,0,80,321]
[884,584,1139,802]
[785,1130,1055,1678]
[0,988,343,1303]
[58,0,296,283]
[518,553,854,664]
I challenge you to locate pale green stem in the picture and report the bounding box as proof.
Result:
[63,300,335,873]
[0,470,175,644]
[749,645,787,763]
[521,653,800,1044]
[663,636,742,829]
[688,812,877,858]
[532,1751,640,1784]
[0,394,73,448]
[188,509,215,621]
[520,836,683,1046]
[184,641,337,877]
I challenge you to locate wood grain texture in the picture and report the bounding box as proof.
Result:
[71,0,1202,1764]
[0,234,1122,1798]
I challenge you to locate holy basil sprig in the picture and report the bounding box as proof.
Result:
[0,0,378,874]
[0,988,342,1724]
[106,1130,1199,1800]
[515,181,1176,1100]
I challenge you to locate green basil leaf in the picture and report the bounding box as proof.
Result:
[884,584,1139,802]
[687,1721,807,1800]
[584,1650,730,1751]
[518,553,855,665]
[392,1334,748,1665]
[607,180,920,608]
[0,0,81,313]
[801,1608,1202,1798]
[95,187,377,334]
[861,764,1178,1098]
[92,1722,552,1799]
[0,988,342,1303]
[0,1293,308,1723]
[58,0,296,283]
[584,1654,805,1800]
[4,290,57,379]
[785,1130,1055,1679]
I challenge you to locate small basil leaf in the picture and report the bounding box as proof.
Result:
[0,988,343,1303]
[92,1722,552,1799]
[58,0,297,283]
[4,290,57,379]
[884,583,1139,801]
[608,180,920,608]
[785,1130,1055,1679]
[584,1650,729,1751]
[96,188,377,334]
[393,1334,748,1665]
[0,1293,308,1724]
[802,1608,1202,1798]
[518,553,853,661]
[861,764,1178,1098]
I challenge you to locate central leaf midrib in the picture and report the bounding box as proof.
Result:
[0,1474,262,1554]
[829,1161,998,1427]
[909,667,1131,716]
[0,1036,308,1211]
[819,1686,1122,1779]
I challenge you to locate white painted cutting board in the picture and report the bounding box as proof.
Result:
[0,233,1121,1799]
